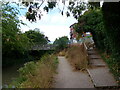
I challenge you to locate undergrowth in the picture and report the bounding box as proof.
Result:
[100,52,120,85]
[8,54,58,88]
[66,44,88,71]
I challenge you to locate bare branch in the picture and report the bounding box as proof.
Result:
[38,0,45,9]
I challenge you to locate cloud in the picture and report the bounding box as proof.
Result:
[39,25,70,41]
[18,4,77,42]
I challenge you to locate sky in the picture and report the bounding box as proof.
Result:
[19,8,77,42]
[3,0,106,42]
[17,0,104,42]
[4,0,105,42]
[17,1,78,42]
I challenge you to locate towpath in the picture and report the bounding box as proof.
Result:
[53,56,94,88]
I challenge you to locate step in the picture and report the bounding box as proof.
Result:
[90,64,106,67]
[89,55,101,59]
[87,50,98,55]
[89,59,106,67]
[87,67,118,88]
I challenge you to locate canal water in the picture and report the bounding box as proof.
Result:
[2,64,23,86]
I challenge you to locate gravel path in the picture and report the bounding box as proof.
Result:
[53,56,94,88]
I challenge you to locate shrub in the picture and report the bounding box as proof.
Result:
[9,54,58,88]
[66,44,88,70]
[53,36,69,52]
[101,52,120,85]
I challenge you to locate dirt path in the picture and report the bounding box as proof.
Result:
[53,56,94,88]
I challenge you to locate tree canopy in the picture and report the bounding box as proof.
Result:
[53,36,69,51]
[2,2,50,67]
[2,2,30,55]
[24,29,50,45]
[69,2,120,83]
[7,0,90,22]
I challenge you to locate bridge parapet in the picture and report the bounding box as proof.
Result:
[30,44,57,50]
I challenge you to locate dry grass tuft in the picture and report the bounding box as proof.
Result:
[66,43,88,71]
[17,54,58,88]
[58,49,67,56]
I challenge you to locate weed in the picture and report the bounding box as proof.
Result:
[100,52,120,85]
[66,44,88,70]
[9,54,58,88]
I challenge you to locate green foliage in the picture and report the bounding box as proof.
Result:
[53,36,69,51]
[73,2,120,82]
[75,9,105,49]
[101,3,120,82]
[68,2,86,19]
[88,2,100,9]
[2,2,31,66]
[24,29,49,45]
[2,2,51,67]
[22,1,57,21]
[101,53,120,85]
[19,1,88,22]
[9,61,37,87]
[53,57,59,65]
[48,2,56,9]
[18,61,37,76]
[102,2,120,56]
[26,11,36,22]
[10,54,58,88]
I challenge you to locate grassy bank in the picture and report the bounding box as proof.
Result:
[100,52,120,85]
[66,44,88,71]
[8,54,58,88]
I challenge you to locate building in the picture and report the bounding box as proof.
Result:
[69,23,94,44]
[69,23,78,44]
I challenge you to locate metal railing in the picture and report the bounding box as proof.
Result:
[30,44,57,50]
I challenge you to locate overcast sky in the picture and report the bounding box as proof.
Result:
[3,0,102,42]
[3,0,106,42]
[11,1,78,42]
[19,6,77,42]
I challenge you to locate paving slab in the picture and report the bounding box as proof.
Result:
[89,55,101,59]
[87,67,118,88]
[88,50,98,55]
[89,59,106,67]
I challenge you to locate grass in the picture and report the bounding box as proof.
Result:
[66,43,88,71]
[58,49,67,56]
[100,52,120,85]
[9,54,58,88]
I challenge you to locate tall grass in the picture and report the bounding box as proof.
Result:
[9,54,58,88]
[66,44,88,71]
[100,52,120,85]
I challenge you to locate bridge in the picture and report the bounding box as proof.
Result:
[30,44,57,50]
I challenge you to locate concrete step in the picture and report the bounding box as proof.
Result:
[89,55,101,59]
[87,67,118,88]
[90,64,106,67]
[89,59,106,67]
[87,50,98,55]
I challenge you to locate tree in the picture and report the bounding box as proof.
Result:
[72,9,105,50]
[4,0,88,22]
[2,2,30,66]
[2,2,30,54]
[68,1,87,19]
[53,36,69,51]
[102,2,120,59]
[21,1,62,22]
[70,2,120,83]
[24,29,49,45]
